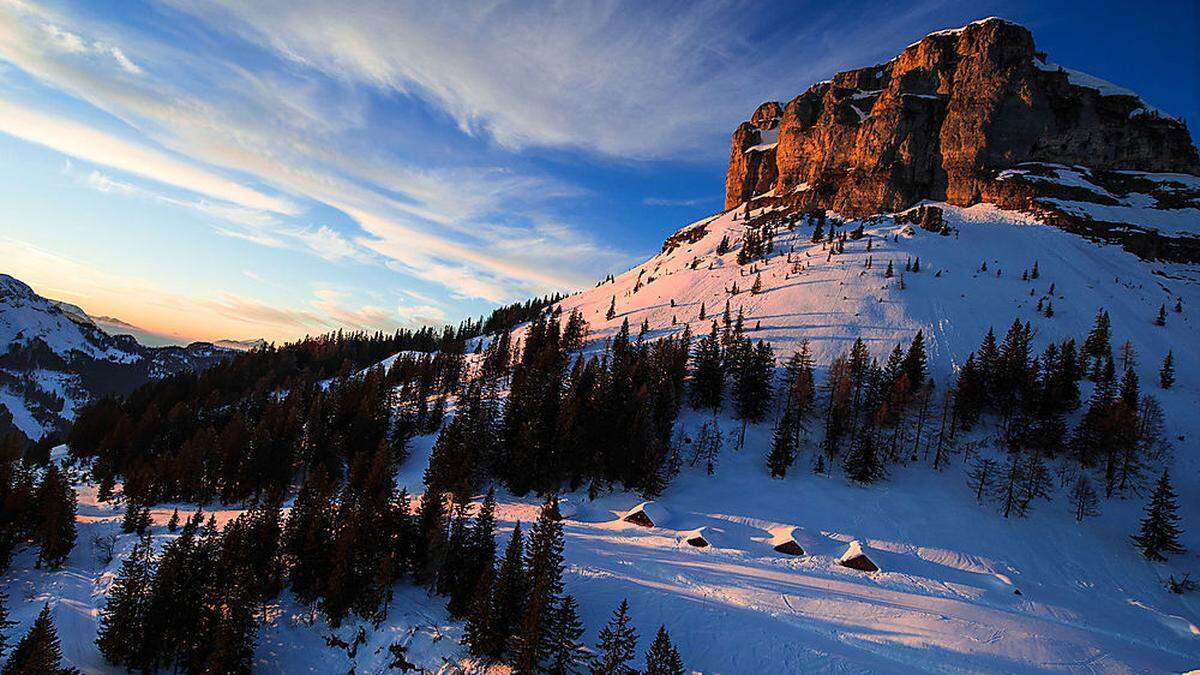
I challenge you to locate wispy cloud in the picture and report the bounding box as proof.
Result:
[0,0,961,325]
[171,0,950,159]
[39,21,143,74]
[0,99,297,214]
[0,0,629,303]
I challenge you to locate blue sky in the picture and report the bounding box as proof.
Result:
[1,0,1196,344]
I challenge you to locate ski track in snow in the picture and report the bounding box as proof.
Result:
[5,202,1200,673]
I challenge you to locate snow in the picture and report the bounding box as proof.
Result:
[0,385,46,439]
[745,127,779,153]
[905,17,1015,49]
[993,165,1200,238]
[7,193,1200,672]
[0,275,138,364]
[552,200,1198,384]
[998,163,1120,200]
[1114,171,1200,191]
[1032,60,1175,120]
[622,500,671,527]
[1040,199,1200,238]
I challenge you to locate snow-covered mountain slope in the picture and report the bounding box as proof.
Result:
[554,200,1195,383]
[491,200,1197,671]
[0,275,137,364]
[0,274,236,438]
[5,202,1199,672]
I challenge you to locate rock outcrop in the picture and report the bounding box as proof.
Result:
[723,18,1200,220]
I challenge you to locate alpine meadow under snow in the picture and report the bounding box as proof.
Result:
[1,15,1199,675]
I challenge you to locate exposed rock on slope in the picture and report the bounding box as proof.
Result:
[724,18,1200,259]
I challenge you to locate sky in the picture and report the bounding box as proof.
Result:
[1,0,1196,345]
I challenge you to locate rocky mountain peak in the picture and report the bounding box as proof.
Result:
[723,18,1200,260]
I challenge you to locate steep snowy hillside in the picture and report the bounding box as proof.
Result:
[7,199,1198,673]
[556,200,1196,382]
[0,274,235,438]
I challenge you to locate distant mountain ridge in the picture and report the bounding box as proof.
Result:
[725,17,1200,261]
[0,274,238,438]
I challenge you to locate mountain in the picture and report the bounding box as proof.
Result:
[213,338,269,351]
[51,299,202,347]
[0,274,237,439]
[3,18,1199,675]
[725,17,1200,261]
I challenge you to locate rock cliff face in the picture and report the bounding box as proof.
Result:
[724,18,1200,219]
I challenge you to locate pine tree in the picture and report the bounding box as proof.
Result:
[644,625,685,675]
[546,595,586,675]
[2,604,76,674]
[901,331,927,389]
[412,483,449,584]
[439,501,471,600]
[953,353,985,430]
[590,599,639,675]
[606,296,616,321]
[1068,475,1100,522]
[512,496,565,673]
[842,432,883,484]
[282,468,336,606]
[96,535,155,670]
[731,340,774,425]
[784,341,816,439]
[1155,304,1166,326]
[1159,351,1175,389]
[689,322,724,411]
[1132,470,1185,561]
[449,489,497,617]
[1082,309,1111,365]
[884,260,894,278]
[751,273,763,295]
[462,562,496,657]
[200,582,257,675]
[144,511,217,670]
[767,404,797,478]
[488,523,527,657]
[33,464,75,569]
[166,508,179,533]
[0,592,13,661]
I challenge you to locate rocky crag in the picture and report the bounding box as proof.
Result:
[724,18,1200,261]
